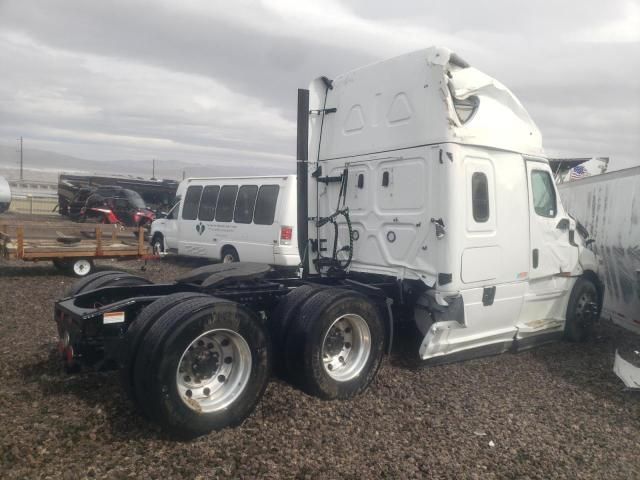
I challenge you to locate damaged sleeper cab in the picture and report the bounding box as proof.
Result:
[53,47,603,437]
[304,46,602,362]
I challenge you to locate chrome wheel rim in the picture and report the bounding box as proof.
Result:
[222,254,235,263]
[176,329,252,413]
[153,240,163,255]
[73,259,91,276]
[322,314,371,382]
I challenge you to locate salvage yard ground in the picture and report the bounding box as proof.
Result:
[0,215,639,479]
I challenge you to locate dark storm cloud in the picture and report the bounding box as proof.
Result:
[0,0,637,171]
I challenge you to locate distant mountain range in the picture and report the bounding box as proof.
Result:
[0,144,292,183]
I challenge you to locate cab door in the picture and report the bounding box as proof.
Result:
[526,161,567,280]
[518,160,573,331]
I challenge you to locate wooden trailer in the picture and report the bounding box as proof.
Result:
[0,221,152,276]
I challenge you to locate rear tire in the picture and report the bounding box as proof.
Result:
[270,284,325,375]
[565,278,599,342]
[133,297,271,438]
[121,292,210,413]
[285,289,385,400]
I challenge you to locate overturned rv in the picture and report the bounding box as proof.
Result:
[54,47,603,437]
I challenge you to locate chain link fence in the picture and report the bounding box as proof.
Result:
[8,195,58,215]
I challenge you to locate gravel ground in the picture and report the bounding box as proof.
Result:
[1,217,639,479]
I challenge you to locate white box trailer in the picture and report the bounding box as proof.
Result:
[558,166,640,334]
[558,167,640,389]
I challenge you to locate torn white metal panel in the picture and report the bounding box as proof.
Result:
[447,66,543,157]
[558,166,640,334]
[614,350,640,389]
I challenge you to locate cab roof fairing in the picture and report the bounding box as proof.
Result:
[308,46,545,160]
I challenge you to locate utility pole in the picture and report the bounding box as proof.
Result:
[18,137,23,180]
[151,158,156,180]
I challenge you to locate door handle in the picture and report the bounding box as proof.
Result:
[532,249,539,269]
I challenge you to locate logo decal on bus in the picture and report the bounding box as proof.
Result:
[196,223,205,235]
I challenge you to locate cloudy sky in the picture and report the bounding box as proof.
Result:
[0,0,638,173]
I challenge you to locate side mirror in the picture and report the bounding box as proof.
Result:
[556,218,570,230]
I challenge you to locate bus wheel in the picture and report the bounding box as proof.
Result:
[133,297,271,438]
[286,289,385,400]
[151,234,165,256]
[221,246,239,263]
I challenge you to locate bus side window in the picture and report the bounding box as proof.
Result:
[198,186,220,221]
[167,202,179,220]
[253,185,279,225]
[215,185,239,222]
[234,185,258,224]
[182,186,203,220]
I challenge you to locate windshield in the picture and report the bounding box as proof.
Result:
[123,189,146,209]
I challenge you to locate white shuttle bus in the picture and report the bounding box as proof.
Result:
[150,175,299,267]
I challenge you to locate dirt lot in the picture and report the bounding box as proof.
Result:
[1,216,639,479]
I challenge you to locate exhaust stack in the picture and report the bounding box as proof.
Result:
[296,89,309,275]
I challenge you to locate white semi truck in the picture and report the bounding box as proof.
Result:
[54,47,603,437]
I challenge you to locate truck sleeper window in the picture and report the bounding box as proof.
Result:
[182,186,203,220]
[472,172,489,222]
[215,185,238,222]
[253,185,279,225]
[531,170,556,218]
[198,185,220,221]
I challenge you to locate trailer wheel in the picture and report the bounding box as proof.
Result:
[68,258,94,277]
[66,270,151,296]
[565,278,599,342]
[286,289,385,400]
[121,292,209,412]
[270,284,325,374]
[133,297,270,437]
